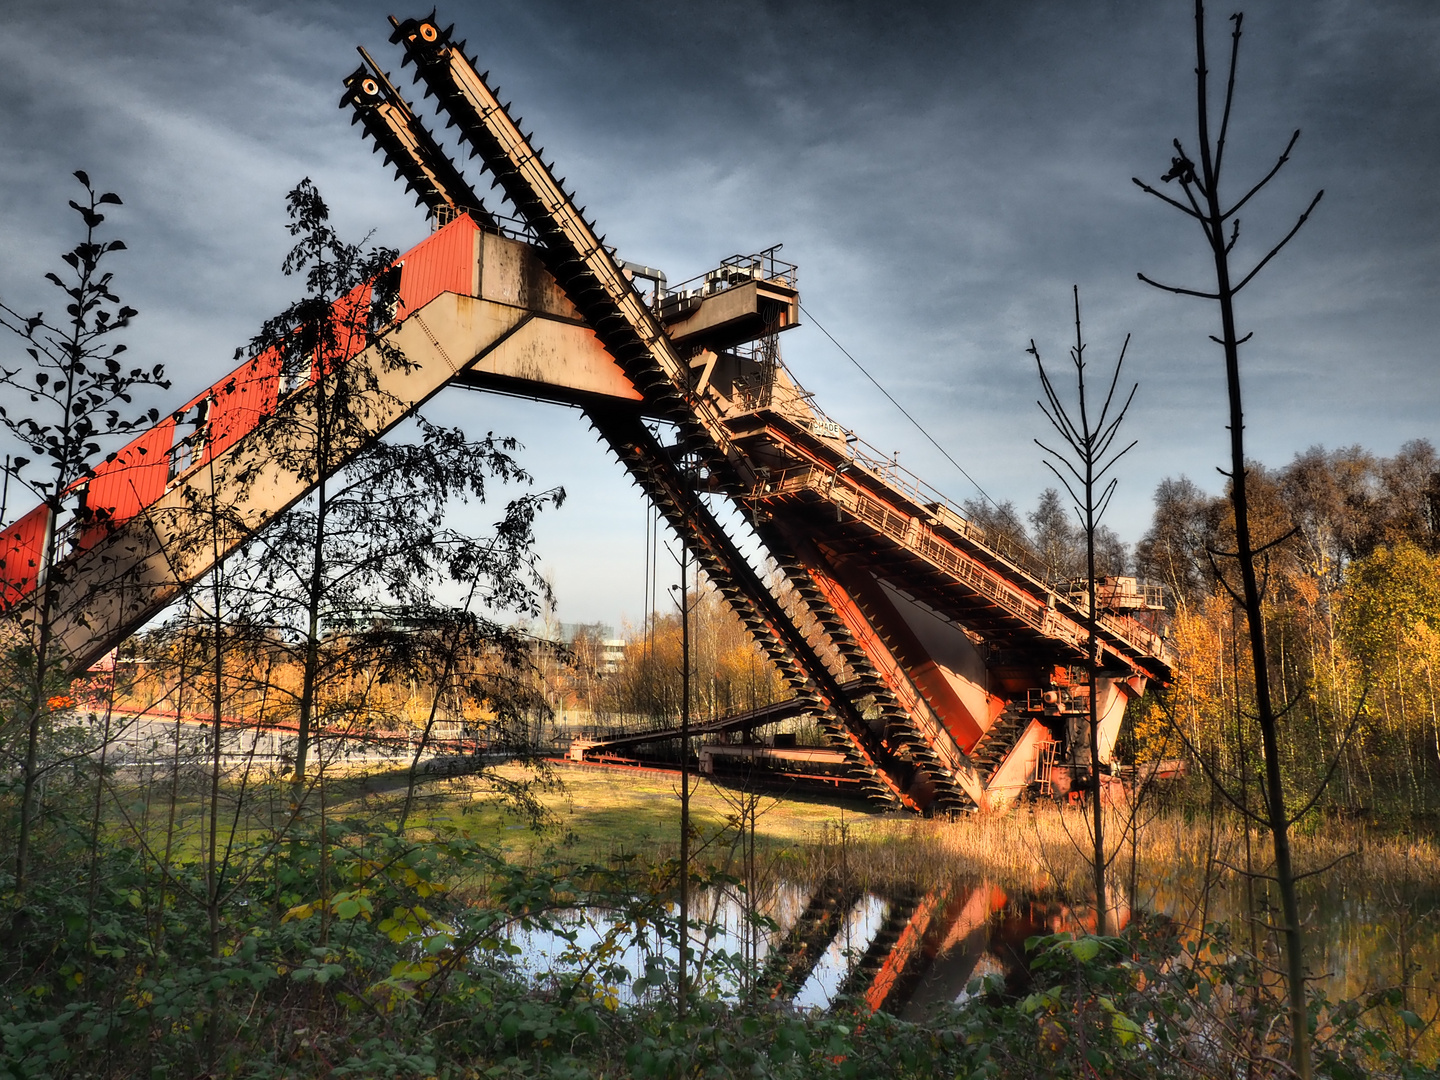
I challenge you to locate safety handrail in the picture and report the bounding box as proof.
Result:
[665,245,799,299]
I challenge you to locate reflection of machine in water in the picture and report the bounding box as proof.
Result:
[508,876,1138,1015]
[764,877,1131,1016]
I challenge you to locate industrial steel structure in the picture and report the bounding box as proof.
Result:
[0,13,1171,813]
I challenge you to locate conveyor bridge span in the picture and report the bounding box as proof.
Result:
[0,12,1172,814]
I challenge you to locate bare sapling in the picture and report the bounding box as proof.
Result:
[1134,4,1326,1075]
[1028,286,1138,936]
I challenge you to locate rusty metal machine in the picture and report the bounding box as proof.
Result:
[0,12,1171,814]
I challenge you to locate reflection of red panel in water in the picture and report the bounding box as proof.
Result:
[894,883,1014,1018]
[984,891,1133,996]
[1058,898,1131,938]
[867,883,1013,1015]
[934,883,1009,958]
[847,882,1139,1017]
[864,890,946,1013]
[990,896,1066,994]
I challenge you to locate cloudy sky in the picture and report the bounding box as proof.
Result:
[1,0,1436,628]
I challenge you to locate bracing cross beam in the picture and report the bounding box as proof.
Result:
[0,11,1173,813]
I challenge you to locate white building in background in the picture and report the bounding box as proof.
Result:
[600,639,626,674]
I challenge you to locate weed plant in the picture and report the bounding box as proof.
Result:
[1,773,1436,1079]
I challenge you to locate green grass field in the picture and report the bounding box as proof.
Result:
[101,759,880,869]
[393,762,882,872]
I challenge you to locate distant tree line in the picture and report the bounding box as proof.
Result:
[572,582,788,732]
[961,439,1437,600]
[964,488,1131,583]
[1124,439,1440,818]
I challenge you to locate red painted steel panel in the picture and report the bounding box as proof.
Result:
[202,348,282,466]
[313,282,375,381]
[395,215,477,317]
[0,505,51,607]
[1,221,473,616]
[80,418,178,547]
[161,222,471,474]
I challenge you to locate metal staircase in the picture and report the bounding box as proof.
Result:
[0,11,1175,815]
[588,412,909,807]
[968,704,1034,784]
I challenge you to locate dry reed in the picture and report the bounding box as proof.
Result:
[782,804,1440,905]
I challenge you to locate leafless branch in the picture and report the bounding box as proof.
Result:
[1131,177,1201,218]
[1094,477,1121,523]
[1212,12,1245,180]
[1040,457,1085,509]
[1232,190,1325,293]
[1203,547,1246,607]
[1285,695,1368,828]
[1223,129,1303,222]
[1136,272,1221,299]
[1292,851,1358,883]
[1093,440,1138,485]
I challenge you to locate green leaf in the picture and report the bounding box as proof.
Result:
[1111,1012,1144,1046]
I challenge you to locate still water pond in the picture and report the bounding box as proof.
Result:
[508,872,1440,1017]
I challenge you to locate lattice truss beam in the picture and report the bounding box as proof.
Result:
[0,11,1172,813]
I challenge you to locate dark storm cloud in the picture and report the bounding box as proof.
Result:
[1,0,1436,621]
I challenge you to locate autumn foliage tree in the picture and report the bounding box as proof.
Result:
[593,578,788,731]
[1131,441,1440,809]
[205,180,561,796]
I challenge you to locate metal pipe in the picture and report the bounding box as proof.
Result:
[618,260,667,298]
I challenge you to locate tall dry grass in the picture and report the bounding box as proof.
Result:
[784,803,1440,907]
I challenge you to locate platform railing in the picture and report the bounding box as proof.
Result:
[764,463,1172,669]
[772,365,1054,583]
[666,244,798,300]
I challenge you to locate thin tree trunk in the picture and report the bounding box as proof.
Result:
[84,652,120,987]
[15,510,60,906]
[678,541,691,1014]
[157,634,192,956]
[1235,608,1261,1080]
[207,460,226,963]
[292,374,329,798]
[1190,7,1311,1070]
[203,459,227,1067]
[1086,458,1107,936]
[1219,256,1310,1080]
[1426,658,1438,791]
[15,253,91,906]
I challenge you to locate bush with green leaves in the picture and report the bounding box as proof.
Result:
[3,809,1434,1080]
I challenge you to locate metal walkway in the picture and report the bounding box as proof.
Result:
[0,11,1173,814]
